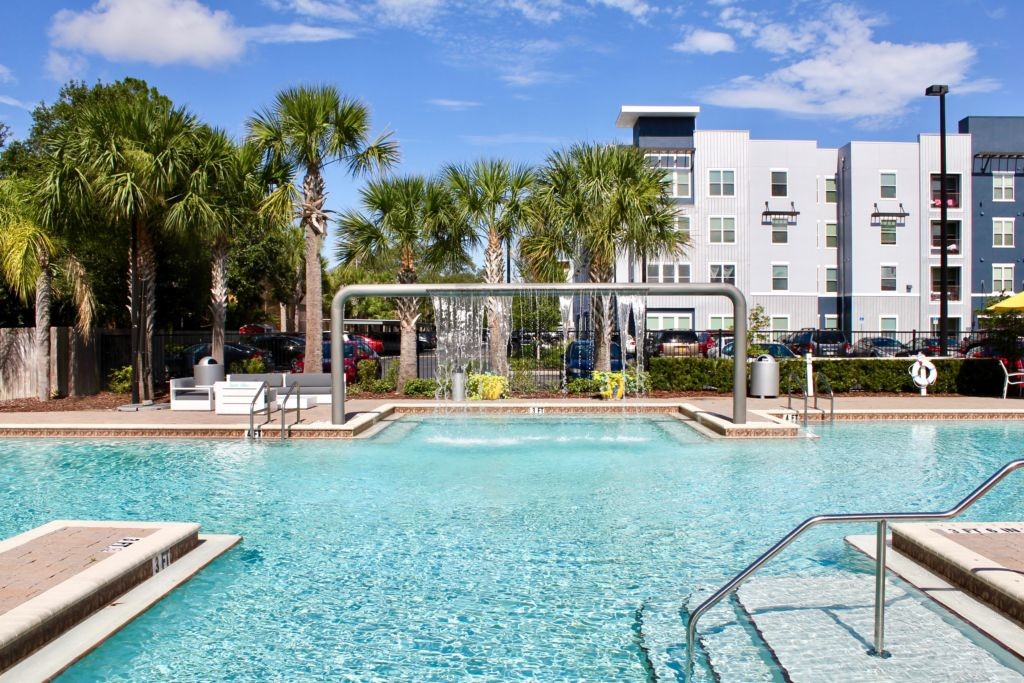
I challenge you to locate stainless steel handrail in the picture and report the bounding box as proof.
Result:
[685,458,1024,678]
[814,372,835,423]
[246,381,269,439]
[279,382,302,441]
[785,368,808,423]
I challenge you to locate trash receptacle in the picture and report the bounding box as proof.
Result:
[194,356,225,386]
[749,354,779,398]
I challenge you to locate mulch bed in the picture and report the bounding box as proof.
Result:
[0,391,168,413]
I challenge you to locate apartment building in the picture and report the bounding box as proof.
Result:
[615,105,978,334]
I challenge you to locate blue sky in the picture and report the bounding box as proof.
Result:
[0,0,1019,226]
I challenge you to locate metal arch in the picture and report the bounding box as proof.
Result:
[329,282,748,425]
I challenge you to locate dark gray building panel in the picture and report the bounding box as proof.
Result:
[959,117,1024,310]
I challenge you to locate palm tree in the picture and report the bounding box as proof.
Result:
[521,143,684,370]
[337,176,469,389]
[248,85,398,374]
[41,94,203,403]
[0,176,94,400]
[444,159,534,374]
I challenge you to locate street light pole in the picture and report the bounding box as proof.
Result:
[926,84,950,355]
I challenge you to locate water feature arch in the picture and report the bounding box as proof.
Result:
[329,283,748,424]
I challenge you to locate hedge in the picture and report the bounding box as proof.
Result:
[648,357,1005,395]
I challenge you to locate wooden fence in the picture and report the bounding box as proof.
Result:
[0,327,101,401]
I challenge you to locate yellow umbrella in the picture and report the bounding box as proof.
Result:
[989,291,1024,311]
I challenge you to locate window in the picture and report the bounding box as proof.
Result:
[880,219,896,245]
[881,265,897,292]
[823,315,839,330]
[771,170,788,197]
[709,216,736,244]
[994,173,1015,202]
[930,266,961,301]
[647,313,693,331]
[770,316,789,341]
[771,217,788,244]
[930,317,961,334]
[646,152,692,199]
[646,262,690,284]
[930,173,961,208]
[880,317,898,338]
[993,264,1015,293]
[825,267,837,293]
[825,222,837,248]
[825,177,837,203]
[709,315,734,331]
[772,264,789,291]
[930,220,961,254]
[880,172,897,199]
[675,214,690,240]
[709,169,735,197]
[994,218,1015,248]
[710,263,736,285]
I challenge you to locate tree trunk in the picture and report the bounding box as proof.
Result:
[483,229,507,375]
[34,258,51,402]
[128,219,142,405]
[589,266,612,372]
[210,240,228,365]
[396,298,419,392]
[138,223,156,401]
[301,167,327,374]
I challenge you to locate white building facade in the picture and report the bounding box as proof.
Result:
[616,105,974,336]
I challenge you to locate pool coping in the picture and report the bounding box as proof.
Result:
[846,533,1024,661]
[0,532,240,682]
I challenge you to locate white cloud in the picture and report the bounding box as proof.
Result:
[428,98,481,110]
[273,0,360,21]
[51,0,246,67]
[588,0,649,20]
[49,0,350,69]
[45,50,88,82]
[374,0,444,28]
[244,23,353,43]
[0,96,32,111]
[704,5,999,122]
[0,65,14,85]
[672,28,735,55]
[506,0,565,23]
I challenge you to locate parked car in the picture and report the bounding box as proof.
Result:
[247,334,306,370]
[294,341,381,379]
[565,340,622,380]
[238,322,275,335]
[904,337,957,357]
[649,330,701,357]
[706,336,735,358]
[785,330,853,357]
[417,330,437,351]
[349,334,383,354]
[165,342,273,378]
[611,333,637,358]
[852,337,911,357]
[718,341,796,359]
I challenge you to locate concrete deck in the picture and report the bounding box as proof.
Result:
[0,395,1023,439]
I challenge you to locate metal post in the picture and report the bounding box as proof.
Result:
[927,84,951,355]
[871,519,888,657]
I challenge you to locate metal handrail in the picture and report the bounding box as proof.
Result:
[785,368,808,423]
[814,372,835,423]
[246,381,269,439]
[685,458,1024,678]
[279,382,302,441]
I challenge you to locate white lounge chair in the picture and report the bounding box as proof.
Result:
[999,359,1024,399]
[169,377,214,411]
[214,380,278,415]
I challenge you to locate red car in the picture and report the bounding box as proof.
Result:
[347,334,383,354]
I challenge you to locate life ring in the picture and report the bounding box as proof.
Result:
[909,354,937,388]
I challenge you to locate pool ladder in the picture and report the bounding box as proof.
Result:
[685,458,1024,679]
[245,382,303,439]
[785,369,834,424]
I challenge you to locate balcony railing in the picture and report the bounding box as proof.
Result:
[930,238,961,254]
[930,285,961,302]
[930,193,961,208]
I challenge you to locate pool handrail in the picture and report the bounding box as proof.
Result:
[246,381,269,439]
[279,381,302,440]
[685,458,1024,678]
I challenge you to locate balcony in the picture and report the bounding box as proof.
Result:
[930,238,961,254]
[930,194,961,209]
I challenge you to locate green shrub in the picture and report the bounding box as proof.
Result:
[403,378,438,397]
[509,358,538,394]
[229,357,267,374]
[467,373,509,400]
[540,344,566,368]
[356,360,379,387]
[108,365,133,394]
[648,357,1005,395]
[363,379,395,393]
[591,369,649,398]
[567,377,602,394]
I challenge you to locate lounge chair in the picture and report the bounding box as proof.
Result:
[999,359,1024,399]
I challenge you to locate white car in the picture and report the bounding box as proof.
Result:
[706,336,734,358]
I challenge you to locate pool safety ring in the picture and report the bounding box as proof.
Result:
[910,353,938,388]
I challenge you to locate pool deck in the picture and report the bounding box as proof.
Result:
[0,394,1023,439]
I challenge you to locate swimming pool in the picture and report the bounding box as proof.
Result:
[3,417,1024,680]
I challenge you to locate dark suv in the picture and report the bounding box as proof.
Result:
[785,330,852,357]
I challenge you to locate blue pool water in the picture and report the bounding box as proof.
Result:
[2,417,1024,680]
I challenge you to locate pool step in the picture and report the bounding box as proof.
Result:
[736,573,1024,682]
[636,593,777,682]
